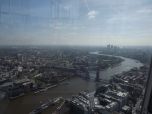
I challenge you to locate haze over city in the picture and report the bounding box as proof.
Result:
[1,1,152,114]
[0,0,152,46]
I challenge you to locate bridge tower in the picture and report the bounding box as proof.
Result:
[95,67,100,81]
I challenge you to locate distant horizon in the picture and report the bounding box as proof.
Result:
[0,44,152,48]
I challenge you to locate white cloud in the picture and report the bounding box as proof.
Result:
[106,15,137,24]
[87,10,98,19]
[63,5,71,10]
[137,8,152,14]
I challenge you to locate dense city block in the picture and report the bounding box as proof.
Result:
[0,46,150,114]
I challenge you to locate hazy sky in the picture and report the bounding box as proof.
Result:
[0,0,152,46]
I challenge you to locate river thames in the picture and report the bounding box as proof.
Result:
[0,52,143,114]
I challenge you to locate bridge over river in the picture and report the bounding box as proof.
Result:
[0,51,143,114]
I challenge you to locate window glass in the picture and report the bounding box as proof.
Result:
[0,0,151,114]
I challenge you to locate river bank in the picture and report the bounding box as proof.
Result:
[0,52,143,114]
